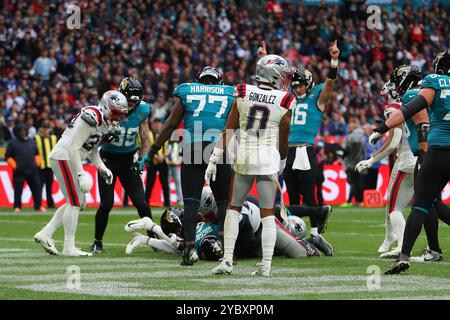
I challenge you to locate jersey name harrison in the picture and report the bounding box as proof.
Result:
[190,85,225,94]
[248,92,277,104]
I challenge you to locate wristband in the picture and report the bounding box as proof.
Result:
[331,59,339,68]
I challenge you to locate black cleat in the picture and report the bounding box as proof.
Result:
[384,254,411,275]
[298,239,321,257]
[308,235,334,256]
[180,244,199,266]
[318,205,332,234]
[90,240,103,254]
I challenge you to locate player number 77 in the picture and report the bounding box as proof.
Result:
[187,95,228,118]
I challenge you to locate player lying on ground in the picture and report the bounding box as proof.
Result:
[34,90,129,256]
[123,199,333,260]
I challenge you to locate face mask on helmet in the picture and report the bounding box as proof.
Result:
[292,68,314,99]
[199,236,222,261]
[197,66,223,85]
[380,81,400,103]
[119,77,144,110]
[284,216,307,239]
[160,208,184,236]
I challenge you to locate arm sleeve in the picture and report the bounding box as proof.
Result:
[68,118,96,175]
[87,145,104,168]
[371,128,402,163]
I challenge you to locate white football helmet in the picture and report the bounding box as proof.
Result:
[99,90,128,125]
[284,216,307,239]
[256,54,292,90]
[380,81,400,104]
[199,186,217,216]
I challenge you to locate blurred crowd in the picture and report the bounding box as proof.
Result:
[0,0,449,160]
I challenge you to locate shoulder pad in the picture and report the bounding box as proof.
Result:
[422,74,440,90]
[139,101,151,116]
[173,83,190,97]
[81,107,102,127]
[384,103,401,118]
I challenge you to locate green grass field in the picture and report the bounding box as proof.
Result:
[1,206,450,300]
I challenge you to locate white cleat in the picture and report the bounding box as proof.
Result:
[125,233,149,255]
[212,259,233,275]
[380,247,401,259]
[124,217,154,232]
[34,232,59,255]
[61,248,93,257]
[251,263,272,277]
[411,248,443,262]
[378,237,396,253]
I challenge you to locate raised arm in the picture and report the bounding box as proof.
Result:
[317,41,340,111]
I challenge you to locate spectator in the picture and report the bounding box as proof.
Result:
[30,50,56,82]
[5,124,44,212]
[35,120,58,208]
[341,122,366,207]
[145,119,170,208]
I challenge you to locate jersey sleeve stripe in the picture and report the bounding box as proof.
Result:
[281,93,294,109]
[84,107,103,126]
[237,84,246,98]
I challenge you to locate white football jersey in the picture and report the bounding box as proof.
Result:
[233,84,295,175]
[240,200,261,234]
[384,103,416,173]
[50,105,111,161]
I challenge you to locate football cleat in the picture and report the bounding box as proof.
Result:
[379,247,401,259]
[124,217,154,232]
[125,233,149,255]
[61,248,93,257]
[308,235,334,256]
[318,205,332,234]
[384,254,410,275]
[180,244,199,266]
[378,236,396,253]
[34,232,59,255]
[212,258,233,275]
[411,248,443,262]
[298,239,321,257]
[251,263,272,277]
[90,240,103,254]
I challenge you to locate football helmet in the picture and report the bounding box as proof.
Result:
[390,65,422,95]
[118,77,144,110]
[433,49,450,76]
[256,54,292,90]
[197,66,223,85]
[380,81,400,103]
[199,235,222,261]
[284,216,307,239]
[99,90,128,125]
[199,186,217,216]
[160,207,184,236]
[291,67,315,99]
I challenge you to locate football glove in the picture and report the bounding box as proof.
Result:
[355,158,374,173]
[98,165,113,185]
[205,147,224,185]
[369,132,382,147]
[131,155,143,176]
[139,144,161,171]
[101,132,117,144]
[78,172,92,193]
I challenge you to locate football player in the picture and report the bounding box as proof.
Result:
[90,77,153,254]
[370,49,450,274]
[356,80,416,258]
[34,91,128,256]
[139,66,235,266]
[205,54,294,276]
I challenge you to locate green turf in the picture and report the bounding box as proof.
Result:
[1,206,450,300]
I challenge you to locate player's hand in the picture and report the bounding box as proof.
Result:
[78,172,92,193]
[139,145,160,171]
[355,159,373,173]
[205,162,217,185]
[257,41,267,58]
[98,165,113,185]
[101,132,117,144]
[131,158,143,177]
[369,132,382,147]
[329,40,340,60]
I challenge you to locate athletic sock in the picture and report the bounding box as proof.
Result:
[385,209,395,241]
[310,227,319,237]
[223,209,240,262]
[63,205,80,251]
[40,204,66,237]
[390,211,406,248]
[401,208,425,257]
[423,207,441,253]
[261,215,276,267]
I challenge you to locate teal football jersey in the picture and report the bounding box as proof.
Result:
[288,83,324,145]
[101,101,150,154]
[194,222,220,253]
[402,89,420,154]
[422,74,450,148]
[173,83,234,143]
